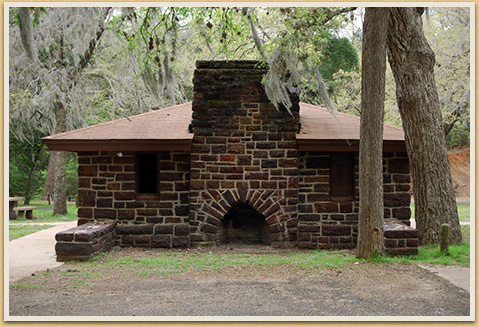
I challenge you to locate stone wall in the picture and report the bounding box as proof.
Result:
[55,221,116,261]
[384,218,419,255]
[77,151,190,248]
[383,152,411,225]
[297,151,411,249]
[189,60,300,248]
[297,152,359,249]
[72,61,412,252]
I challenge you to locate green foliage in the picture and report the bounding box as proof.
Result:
[446,118,470,149]
[328,69,361,115]
[9,138,49,203]
[424,7,470,149]
[326,7,470,150]
[65,153,78,198]
[318,37,359,81]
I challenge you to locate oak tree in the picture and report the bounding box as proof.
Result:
[386,7,462,245]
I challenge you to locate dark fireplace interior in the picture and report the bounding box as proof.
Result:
[216,204,271,245]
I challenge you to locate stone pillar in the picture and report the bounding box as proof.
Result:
[189,60,300,248]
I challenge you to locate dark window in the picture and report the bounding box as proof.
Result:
[330,153,354,197]
[138,153,159,194]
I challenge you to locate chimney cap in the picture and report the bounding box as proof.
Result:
[196,60,269,70]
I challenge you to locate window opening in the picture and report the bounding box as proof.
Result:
[330,153,354,197]
[138,153,159,194]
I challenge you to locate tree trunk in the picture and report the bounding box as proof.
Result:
[387,7,462,245]
[357,7,389,259]
[17,7,37,63]
[23,147,39,205]
[41,152,56,201]
[53,99,68,215]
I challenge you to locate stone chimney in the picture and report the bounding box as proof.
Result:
[189,60,300,248]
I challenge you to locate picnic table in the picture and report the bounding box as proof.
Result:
[9,197,24,220]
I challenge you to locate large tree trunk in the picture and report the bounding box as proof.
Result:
[357,7,389,259]
[53,99,68,215]
[387,7,462,245]
[41,152,55,201]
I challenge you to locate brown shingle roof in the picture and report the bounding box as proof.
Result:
[298,103,406,152]
[43,102,193,151]
[43,102,406,152]
[298,102,404,140]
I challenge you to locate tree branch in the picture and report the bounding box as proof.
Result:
[71,7,112,81]
[321,7,357,25]
[443,92,469,136]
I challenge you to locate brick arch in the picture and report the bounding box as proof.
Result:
[197,188,285,243]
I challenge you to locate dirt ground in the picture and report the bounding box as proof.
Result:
[8,246,470,318]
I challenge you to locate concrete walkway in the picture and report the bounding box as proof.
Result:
[8,221,77,283]
[418,264,471,292]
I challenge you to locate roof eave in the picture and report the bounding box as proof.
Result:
[42,137,406,153]
[297,139,407,152]
[42,139,192,152]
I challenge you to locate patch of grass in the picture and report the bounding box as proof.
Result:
[10,282,41,289]
[410,203,471,222]
[9,224,55,241]
[31,208,78,222]
[461,224,470,243]
[10,199,77,224]
[61,271,106,278]
[367,242,470,267]
[23,200,76,208]
[457,204,470,222]
[65,278,90,288]
[82,250,360,276]
[11,208,78,225]
[77,240,470,278]
[34,272,50,278]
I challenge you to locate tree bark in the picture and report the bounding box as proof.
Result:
[53,99,68,215]
[387,7,462,245]
[17,8,37,63]
[357,7,389,259]
[41,152,56,201]
[23,146,42,205]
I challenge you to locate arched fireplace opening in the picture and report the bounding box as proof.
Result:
[216,204,271,245]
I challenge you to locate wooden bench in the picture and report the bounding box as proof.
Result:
[13,206,37,220]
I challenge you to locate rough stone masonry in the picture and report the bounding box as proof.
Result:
[56,60,416,260]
